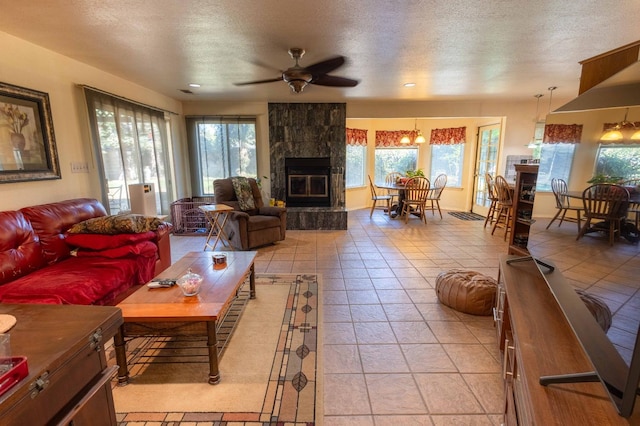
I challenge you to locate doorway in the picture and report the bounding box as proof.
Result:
[472,124,500,216]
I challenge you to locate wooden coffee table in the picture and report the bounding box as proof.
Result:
[114,251,257,385]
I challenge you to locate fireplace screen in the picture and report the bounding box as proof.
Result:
[288,175,329,198]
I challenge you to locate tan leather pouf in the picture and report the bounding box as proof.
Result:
[575,289,612,332]
[435,269,498,315]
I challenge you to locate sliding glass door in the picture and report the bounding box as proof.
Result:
[84,88,173,214]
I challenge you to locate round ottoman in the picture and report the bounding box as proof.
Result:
[575,289,612,332]
[435,269,498,315]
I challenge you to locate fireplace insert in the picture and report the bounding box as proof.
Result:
[285,157,331,207]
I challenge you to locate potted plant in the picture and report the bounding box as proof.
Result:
[587,174,624,184]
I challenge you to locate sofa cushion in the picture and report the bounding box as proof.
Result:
[0,210,44,284]
[231,177,256,210]
[66,231,156,250]
[247,215,282,232]
[20,198,107,265]
[0,255,153,305]
[68,214,163,234]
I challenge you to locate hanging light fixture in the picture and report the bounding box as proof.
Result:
[527,93,544,149]
[400,134,411,144]
[600,108,640,141]
[414,119,426,144]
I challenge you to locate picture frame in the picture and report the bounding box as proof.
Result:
[0,81,61,183]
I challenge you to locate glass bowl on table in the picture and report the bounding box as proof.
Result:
[177,268,203,296]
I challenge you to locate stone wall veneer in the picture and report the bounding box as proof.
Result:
[268,103,347,229]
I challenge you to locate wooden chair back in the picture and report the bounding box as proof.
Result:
[582,184,629,220]
[404,177,431,203]
[494,175,512,205]
[551,178,570,208]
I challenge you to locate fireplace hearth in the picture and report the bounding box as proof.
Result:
[285,157,331,207]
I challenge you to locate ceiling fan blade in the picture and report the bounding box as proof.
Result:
[234,77,283,86]
[311,74,359,87]
[305,56,346,75]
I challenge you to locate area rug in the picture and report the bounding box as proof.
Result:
[448,211,486,221]
[108,273,320,425]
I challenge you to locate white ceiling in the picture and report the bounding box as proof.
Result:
[1,0,639,103]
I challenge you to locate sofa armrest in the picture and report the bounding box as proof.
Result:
[153,221,173,275]
[258,206,286,217]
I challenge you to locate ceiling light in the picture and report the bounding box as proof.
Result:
[403,83,416,87]
[600,108,640,142]
[188,83,201,88]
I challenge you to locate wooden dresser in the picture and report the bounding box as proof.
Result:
[0,304,122,425]
[495,256,639,425]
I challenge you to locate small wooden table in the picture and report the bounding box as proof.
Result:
[114,251,257,385]
[199,204,234,251]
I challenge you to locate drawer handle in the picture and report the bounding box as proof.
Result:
[29,371,50,399]
[503,340,515,379]
[53,365,118,426]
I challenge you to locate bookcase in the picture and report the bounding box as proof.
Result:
[508,164,539,255]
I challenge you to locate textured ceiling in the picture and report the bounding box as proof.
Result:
[1,0,639,103]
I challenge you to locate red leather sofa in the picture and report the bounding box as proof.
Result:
[0,198,172,305]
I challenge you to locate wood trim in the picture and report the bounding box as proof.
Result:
[578,41,640,94]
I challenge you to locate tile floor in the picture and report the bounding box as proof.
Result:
[170,208,640,425]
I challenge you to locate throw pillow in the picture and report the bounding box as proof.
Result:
[67,214,163,234]
[231,176,256,211]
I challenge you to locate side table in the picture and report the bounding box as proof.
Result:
[199,204,234,251]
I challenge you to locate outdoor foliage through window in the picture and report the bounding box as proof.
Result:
[536,143,576,191]
[346,144,366,188]
[186,117,257,195]
[595,145,640,180]
[430,144,464,187]
[374,148,417,185]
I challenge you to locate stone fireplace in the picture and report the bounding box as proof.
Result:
[285,157,331,207]
[268,103,347,230]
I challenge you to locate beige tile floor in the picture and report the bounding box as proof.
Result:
[170,207,640,425]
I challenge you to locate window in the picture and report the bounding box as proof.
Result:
[430,143,464,187]
[595,144,640,180]
[374,148,417,185]
[185,117,257,195]
[536,143,576,191]
[84,88,172,215]
[345,144,366,188]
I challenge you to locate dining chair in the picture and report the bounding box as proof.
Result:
[483,174,499,228]
[385,171,404,206]
[546,178,584,233]
[577,184,630,245]
[400,176,430,224]
[491,175,514,241]
[368,175,392,218]
[622,178,640,228]
[424,174,447,219]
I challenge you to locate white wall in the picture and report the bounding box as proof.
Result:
[0,31,182,211]
[2,28,587,219]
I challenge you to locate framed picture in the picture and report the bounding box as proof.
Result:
[0,81,61,183]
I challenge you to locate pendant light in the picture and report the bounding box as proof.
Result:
[400,134,411,144]
[527,94,544,148]
[414,119,426,144]
[600,108,640,142]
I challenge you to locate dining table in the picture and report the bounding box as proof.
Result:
[376,181,407,218]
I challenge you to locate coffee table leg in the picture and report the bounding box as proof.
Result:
[206,320,221,384]
[114,325,129,385]
[249,263,256,299]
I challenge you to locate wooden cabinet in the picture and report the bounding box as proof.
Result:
[0,304,122,425]
[495,256,639,425]
[509,164,538,255]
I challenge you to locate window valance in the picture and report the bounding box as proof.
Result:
[346,128,368,146]
[430,127,466,145]
[543,124,582,144]
[375,130,418,147]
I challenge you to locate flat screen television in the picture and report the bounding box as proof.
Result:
[532,259,640,417]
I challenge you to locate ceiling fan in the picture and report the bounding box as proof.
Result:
[234,48,359,93]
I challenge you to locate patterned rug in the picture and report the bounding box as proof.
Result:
[108,273,320,425]
[448,211,486,221]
